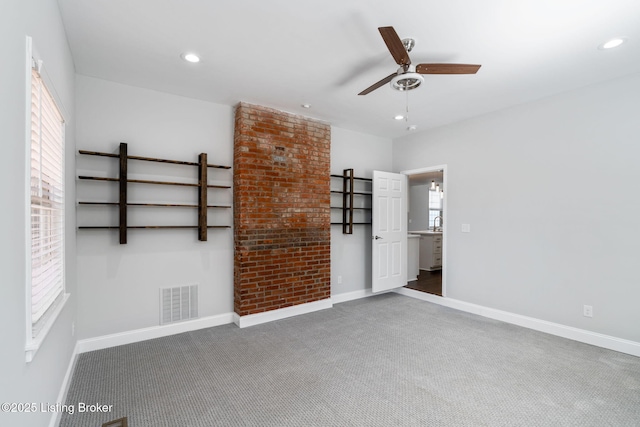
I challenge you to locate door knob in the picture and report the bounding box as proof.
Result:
[373,235,383,240]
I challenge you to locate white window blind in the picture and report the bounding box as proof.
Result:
[429,189,442,210]
[29,67,65,338]
[428,189,442,229]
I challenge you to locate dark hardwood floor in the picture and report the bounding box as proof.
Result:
[405,270,442,296]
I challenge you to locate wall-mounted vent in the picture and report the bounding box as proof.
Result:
[160,284,198,325]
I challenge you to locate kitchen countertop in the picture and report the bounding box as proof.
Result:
[409,230,443,235]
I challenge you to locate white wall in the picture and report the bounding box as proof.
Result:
[408,184,433,231]
[393,73,640,343]
[0,1,77,426]
[75,75,235,339]
[75,76,394,338]
[331,127,393,297]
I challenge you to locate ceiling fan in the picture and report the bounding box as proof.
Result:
[358,26,481,95]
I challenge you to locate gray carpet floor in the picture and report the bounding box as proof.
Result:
[61,294,640,426]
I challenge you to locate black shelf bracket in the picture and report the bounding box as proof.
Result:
[342,169,354,234]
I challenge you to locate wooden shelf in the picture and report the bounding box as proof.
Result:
[78,149,231,169]
[331,190,371,195]
[78,202,231,208]
[330,206,371,210]
[330,169,372,234]
[77,143,231,243]
[330,174,372,182]
[78,176,230,189]
[79,225,230,230]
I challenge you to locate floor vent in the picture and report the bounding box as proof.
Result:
[102,417,127,427]
[160,284,198,325]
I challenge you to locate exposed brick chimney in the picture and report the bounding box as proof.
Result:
[233,103,331,317]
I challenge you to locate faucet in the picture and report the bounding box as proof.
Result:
[433,215,443,232]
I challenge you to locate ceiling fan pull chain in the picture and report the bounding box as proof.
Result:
[405,90,409,122]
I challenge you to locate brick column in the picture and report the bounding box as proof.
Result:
[233,103,331,316]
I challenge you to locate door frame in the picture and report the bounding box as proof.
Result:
[400,164,448,298]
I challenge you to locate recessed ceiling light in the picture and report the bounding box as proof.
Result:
[407,125,417,131]
[598,37,627,50]
[181,52,200,63]
[394,115,404,120]
[301,104,311,109]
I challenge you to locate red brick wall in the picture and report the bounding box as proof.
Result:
[233,103,331,316]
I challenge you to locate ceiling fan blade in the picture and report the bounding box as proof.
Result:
[358,73,397,95]
[378,26,411,66]
[416,63,481,74]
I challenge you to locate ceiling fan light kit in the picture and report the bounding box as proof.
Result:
[358,26,481,96]
[391,71,424,91]
[390,38,423,91]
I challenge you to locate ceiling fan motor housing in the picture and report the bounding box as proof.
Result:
[391,65,424,91]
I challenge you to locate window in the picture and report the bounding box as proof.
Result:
[428,189,442,229]
[25,49,67,362]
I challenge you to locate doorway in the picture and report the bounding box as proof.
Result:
[401,165,447,297]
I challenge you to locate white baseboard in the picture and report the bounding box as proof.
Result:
[395,287,640,358]
[49,341,80,427]
[76,312,234,354]
[233,298,332,328]
[331,289,380,304]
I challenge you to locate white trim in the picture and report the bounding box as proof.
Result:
[25,293,70,362]
[395,287,640,358]
[394,287,445,305]
[331,288,384,304]
[400,164,448,297]
[78,299,335,351]
[76,312,234,354]
[25,35,69,363]
[233,298,333,328]
[24,35,34,363]
[48,341,80,427]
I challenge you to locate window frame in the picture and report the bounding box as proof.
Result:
[24,36,70,363]
[428,188,443,229]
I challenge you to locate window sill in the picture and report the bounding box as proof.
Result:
[25,293,70,363]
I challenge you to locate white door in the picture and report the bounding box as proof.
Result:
[372,171,408,293]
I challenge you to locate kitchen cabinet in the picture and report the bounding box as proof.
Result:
[419,233,442,271]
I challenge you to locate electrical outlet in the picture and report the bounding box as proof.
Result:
[337,275,342,285]
[583,305,593,318]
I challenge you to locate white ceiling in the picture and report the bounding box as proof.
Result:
[57,0,640,139]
